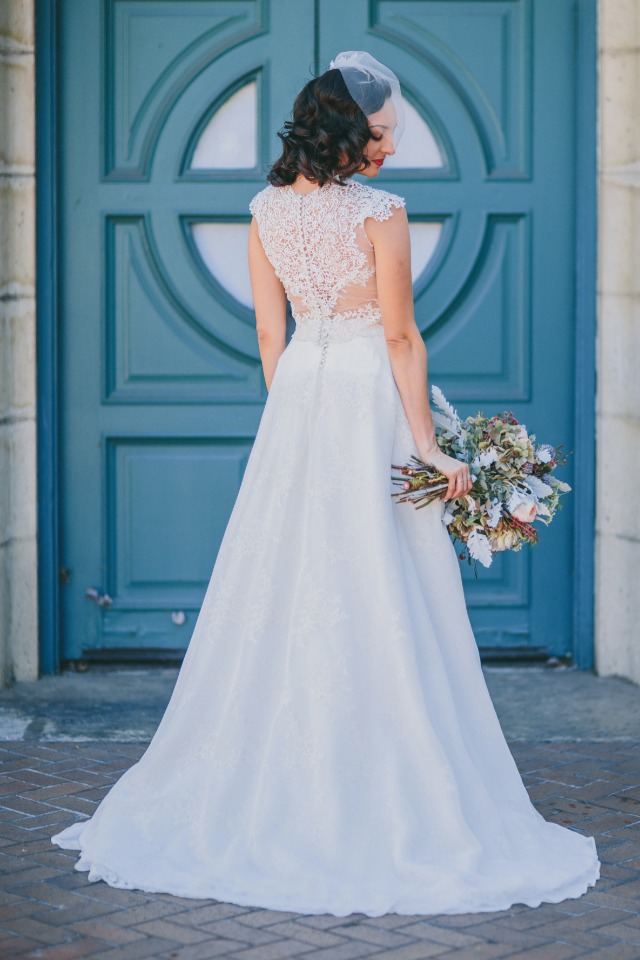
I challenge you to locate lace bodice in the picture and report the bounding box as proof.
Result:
[249,180,406,365]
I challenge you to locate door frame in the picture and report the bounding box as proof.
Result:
[571,0,598,669]
[35,0,598,674]
[36,0,61,675]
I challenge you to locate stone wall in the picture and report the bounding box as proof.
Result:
[594,0,640,682]
[0,0,38,685]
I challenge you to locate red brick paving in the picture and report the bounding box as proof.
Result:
[0,740,639,959]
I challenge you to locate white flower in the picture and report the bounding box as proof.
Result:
[508,485,539,522]
[486,498,503,528]
[511,500,538,523]
[431,387,464,438]
[523,475,553,498]
[432,411,462,437]
[431,384,460,423]
[517,426,528,442]
[535,444,554,463]
[442,506,456,526]
[492,529,520,551]
[507,487,528,514]
[467,529,493,568]
[472,446,499,471]
[548,477,572,492]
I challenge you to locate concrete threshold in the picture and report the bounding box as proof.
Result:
[0,663,638,742]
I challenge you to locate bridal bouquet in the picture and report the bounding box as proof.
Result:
[391,386,572,570]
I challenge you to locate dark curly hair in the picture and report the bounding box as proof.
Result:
[267,68,391,188]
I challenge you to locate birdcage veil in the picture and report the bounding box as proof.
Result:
[329,50,405,148]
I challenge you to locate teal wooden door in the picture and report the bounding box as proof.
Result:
[319,0,582,659]
[59,0,316,659]
[59,0,585,663]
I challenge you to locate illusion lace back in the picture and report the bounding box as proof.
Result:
[51,179,600,917]
[249,181,401,362]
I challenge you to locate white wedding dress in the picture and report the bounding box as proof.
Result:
[51,179,600,917]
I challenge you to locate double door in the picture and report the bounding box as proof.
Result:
[58,0,585,662]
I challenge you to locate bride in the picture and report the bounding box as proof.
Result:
[51,51,600,917]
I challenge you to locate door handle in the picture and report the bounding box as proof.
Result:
[85,587,113,608]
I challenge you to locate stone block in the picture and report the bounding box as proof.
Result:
[0,0,34,51]
[595,410,640,542]
[5,535,38,682]
[0,175,35,295]
[0,542,10,686]
[0,296,36,419]
[599,49,640,169]
[599,0,640,53]
[596,292,640,420]
[0,52,35,171]
[0,418,37,544]
[595,530,640,684]
[598,180,638,297]
[0,427,10,547]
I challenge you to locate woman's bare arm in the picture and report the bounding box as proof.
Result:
[366,206,472,501]
[248,217,287,390]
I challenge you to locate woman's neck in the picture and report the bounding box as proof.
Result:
[290,174,321,196]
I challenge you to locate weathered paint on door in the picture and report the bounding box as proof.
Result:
[58,0,586,662]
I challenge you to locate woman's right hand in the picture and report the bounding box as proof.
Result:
[419,445,474,502]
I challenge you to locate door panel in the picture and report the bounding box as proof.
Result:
[319,0,577,655]
[60,0,581,661]
[60,0,315,658]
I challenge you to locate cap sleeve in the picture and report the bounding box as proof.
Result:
[367,187,406,222]
[249,187,268,219]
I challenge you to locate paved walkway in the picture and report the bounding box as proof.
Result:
[2,665,640,744]
[0,666,639,959]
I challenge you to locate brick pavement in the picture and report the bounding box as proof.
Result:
[0,740,639,960]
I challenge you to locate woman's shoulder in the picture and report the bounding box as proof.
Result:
[344,180,406,222]
[248,183,277,217]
